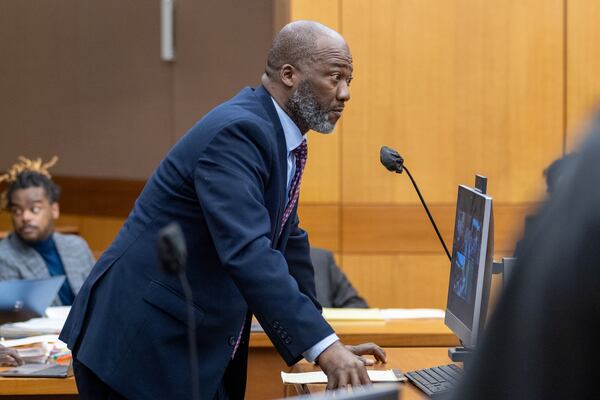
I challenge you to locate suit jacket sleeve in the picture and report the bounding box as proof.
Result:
[283,213,321,311]
[194,119,333,365]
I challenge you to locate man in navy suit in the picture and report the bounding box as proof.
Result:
[60,20,385,399]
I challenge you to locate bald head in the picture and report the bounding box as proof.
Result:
[262,20,353,134]
[265,21,347,80]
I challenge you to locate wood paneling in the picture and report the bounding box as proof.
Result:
[341,254,450,309]
[342,203,538,255]
[297,203,341,252]
[290,0,340,29]
[289,1,343,203]
[52,176,144,218]
[340,0,564,204]
[566,0,600,150]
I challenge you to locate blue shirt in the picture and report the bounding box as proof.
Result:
[30,234,75,305]
[271,97,339,362]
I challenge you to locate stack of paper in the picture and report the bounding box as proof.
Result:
[0,306,70,339]
[14,342,49,364]
[0,335,64,364]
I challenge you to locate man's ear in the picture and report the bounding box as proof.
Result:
[279,64,299,88]
[51,202,60,220]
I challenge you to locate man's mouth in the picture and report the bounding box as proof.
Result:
[330,108,344,118]
[20,226,38,234]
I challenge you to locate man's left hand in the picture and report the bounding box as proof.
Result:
[345,343,386,366]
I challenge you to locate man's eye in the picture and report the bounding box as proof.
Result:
[31,207,41,214]
[346,77,353,86]
[11,208,22,216]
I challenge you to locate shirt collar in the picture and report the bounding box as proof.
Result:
[271,98,305,154]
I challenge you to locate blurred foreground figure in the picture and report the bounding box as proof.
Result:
[450,114,600,399]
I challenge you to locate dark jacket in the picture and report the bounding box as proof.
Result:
[310,247,368,308]
[60,86,334,400]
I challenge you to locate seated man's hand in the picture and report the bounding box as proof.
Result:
[0,345,23,367]
[345,343,387,365]
[316,340,371,390]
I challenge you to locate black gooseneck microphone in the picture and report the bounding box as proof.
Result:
[156,222,200,400]
[380,146,452,262]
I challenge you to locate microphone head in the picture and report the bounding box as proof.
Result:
[380,146,404,173]
[156,222,188,276]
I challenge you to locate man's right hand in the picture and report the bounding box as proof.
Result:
[316,340,371,390]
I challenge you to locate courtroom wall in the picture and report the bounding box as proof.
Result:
[289,0,600,308]
[0,0,275,179]
[3,0,600,309]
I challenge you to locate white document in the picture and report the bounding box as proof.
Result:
[380,308,445,320]
[0,306,70,338]
[281,369,405,384]
[322,308,385,321]
[44,306,71,320]
[322,308,445,321]
[0,317,66,338]
[0,334,61,348]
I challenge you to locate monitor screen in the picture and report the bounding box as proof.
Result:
[444,184,493,348]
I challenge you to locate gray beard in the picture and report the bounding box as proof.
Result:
[285,80,336,133]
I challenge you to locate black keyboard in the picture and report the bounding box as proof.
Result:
[405,363,463,398]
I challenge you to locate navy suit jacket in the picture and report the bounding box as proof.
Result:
[60,86,334,400]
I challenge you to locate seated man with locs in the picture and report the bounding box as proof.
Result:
[0,156,95,305]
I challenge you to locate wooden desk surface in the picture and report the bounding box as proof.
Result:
[250,318,458,348]
[0,319,457,398]
[288,347,458,400]
[0,368,77,397]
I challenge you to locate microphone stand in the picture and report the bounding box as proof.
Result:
[402,166,452,261]
[157,223,200,400]
[380,146,451,262]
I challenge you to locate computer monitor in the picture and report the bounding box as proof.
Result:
[444,184,494,348]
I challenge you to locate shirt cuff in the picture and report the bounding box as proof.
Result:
[302,333,339,363]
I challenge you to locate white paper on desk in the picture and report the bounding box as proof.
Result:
[322,308,385,321]
[0,317,65,338]
[281,370,404,384]
[380,308,445,320]
[0,334,61,348]
[44,306,71,320]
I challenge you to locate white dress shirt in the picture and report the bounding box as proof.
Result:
[271,97,339,362]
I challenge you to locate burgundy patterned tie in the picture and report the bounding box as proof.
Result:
[231,139,308,360]
[279,139,308,235]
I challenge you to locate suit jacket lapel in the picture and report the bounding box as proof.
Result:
[8,233,51,279]
[255,85,289,245]
[54,233,78,290]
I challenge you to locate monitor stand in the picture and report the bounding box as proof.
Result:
[448,346,474,363]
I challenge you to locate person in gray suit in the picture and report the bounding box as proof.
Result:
[0,157,95,305]
[310,247,368,308]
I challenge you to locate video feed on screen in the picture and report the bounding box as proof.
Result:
[451,211,482,301]
[446,186,487,331]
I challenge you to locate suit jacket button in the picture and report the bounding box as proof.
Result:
[228,336,237,346]
[284,337,292,344]
[273,321,281,328]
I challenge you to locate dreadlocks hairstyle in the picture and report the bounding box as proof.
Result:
[0,156,60,209]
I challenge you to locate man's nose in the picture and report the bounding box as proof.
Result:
[337,81,350,102]
[21,210,34,221]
